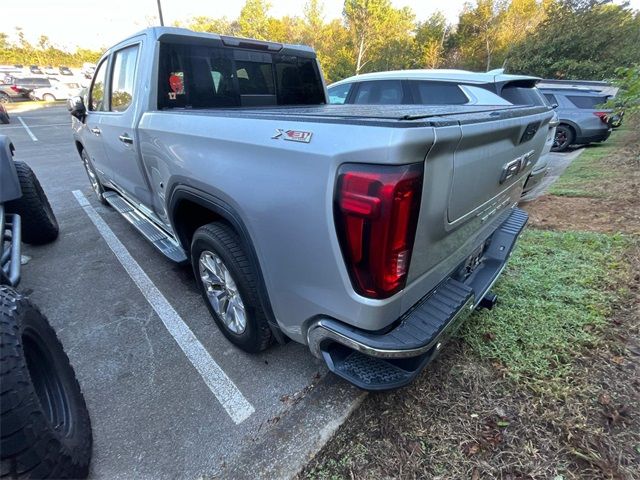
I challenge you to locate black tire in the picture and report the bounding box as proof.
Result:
[0,93,10,105]
[4,162,59,245]
[0,287,92,479]
[191,223,272,353]
[42,94,55,103]
[551,124,574,152]
[0,112,8,125]
[80,149,107,205]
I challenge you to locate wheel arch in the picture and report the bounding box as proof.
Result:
[558,120,579,138]
[168,185,287,344]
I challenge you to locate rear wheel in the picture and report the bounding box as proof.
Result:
[191,223,272,353]
[0,287,92,479]
[4,161,59,245]
[551,124,574,152]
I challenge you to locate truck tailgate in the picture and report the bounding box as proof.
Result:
[408,108,551,286]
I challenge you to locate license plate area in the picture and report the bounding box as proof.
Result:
[458,240,487,280]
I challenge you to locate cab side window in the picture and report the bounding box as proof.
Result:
[88,60,108,111]
[110,45,140,112]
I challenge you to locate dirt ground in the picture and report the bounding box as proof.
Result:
[301,124,640,480]
[523,134,640,235]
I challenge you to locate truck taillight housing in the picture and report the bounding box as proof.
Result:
[334,163,423,299]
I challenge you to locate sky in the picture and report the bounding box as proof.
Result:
[1,0,639,51]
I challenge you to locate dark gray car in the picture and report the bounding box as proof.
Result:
[540,88,612,152]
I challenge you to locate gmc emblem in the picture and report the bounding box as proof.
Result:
[500,150,535,184]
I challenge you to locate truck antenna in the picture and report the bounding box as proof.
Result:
[156,0,165,26]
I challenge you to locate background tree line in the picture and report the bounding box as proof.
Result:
[1,0,638,84]
[0,30,100,68]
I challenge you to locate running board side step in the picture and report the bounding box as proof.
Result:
[102,191,188,263]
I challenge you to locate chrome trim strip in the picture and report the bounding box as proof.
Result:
[307,295,475,359]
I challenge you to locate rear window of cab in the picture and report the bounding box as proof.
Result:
[157,42,325,109]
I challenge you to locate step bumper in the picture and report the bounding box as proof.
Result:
[307,207,529,391]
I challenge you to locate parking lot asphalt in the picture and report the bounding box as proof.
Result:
[1,105,363,479]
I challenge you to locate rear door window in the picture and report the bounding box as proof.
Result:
[327,83,352,104]
[409,81,468,105]
[352,80,405,104]
[500,85,547,106]
[543,93,557,105]
[110,44,139,112]
[567,95,607,109]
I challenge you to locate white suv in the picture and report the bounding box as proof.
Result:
[328,69,558,195]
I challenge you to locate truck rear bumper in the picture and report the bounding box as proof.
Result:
[307,207,528,390]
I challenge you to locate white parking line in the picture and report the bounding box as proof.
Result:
[17,116,38,142]
[0,122,70,130]
[72,190,255,424]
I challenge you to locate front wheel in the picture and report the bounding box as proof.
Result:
[191,223,272,353]
[42,93,56,102]
[551,124,574,152]
[81,149,107,204]
[0,287,92,478]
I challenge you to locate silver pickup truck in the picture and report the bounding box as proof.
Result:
[69,27,553,390]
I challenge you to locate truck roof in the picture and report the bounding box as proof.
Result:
[329,69,540,87]
[111,27,316,58]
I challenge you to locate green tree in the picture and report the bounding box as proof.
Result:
[509,0,640,78]
[415,12,449,68]
[238,0,272,39]
[344,0,415,75]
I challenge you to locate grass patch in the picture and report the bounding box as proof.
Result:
[548,129,624,197]
[460,228,630,389]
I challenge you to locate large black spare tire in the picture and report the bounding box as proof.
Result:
[0,287,92,478]
[4,161,59,245]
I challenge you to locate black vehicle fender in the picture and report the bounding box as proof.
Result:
[167,184,287,344]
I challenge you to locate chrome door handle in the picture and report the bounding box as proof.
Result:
[90,127,101,135]
[119,134,133,145]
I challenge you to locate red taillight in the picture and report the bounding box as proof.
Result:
[594,111,609,124]
[10,85,20,93]
[335,163,423,299]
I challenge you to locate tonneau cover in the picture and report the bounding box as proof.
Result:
[159,104,551,128]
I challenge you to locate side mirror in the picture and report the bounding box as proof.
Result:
[68,96,86,120]
[552,103,558,109]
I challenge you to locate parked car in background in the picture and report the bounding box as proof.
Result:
[327,69,557,195]
[81,63,96,79]
[31,81,82,101]
[12,77,55,93]
[540,87,612,151]
[0,84,31,103]
[0,103,9,123]
[29,65,43,75]
[59,65,73,76]
[44,65,58,76]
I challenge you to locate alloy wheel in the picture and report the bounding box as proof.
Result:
[199,250,247,334]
